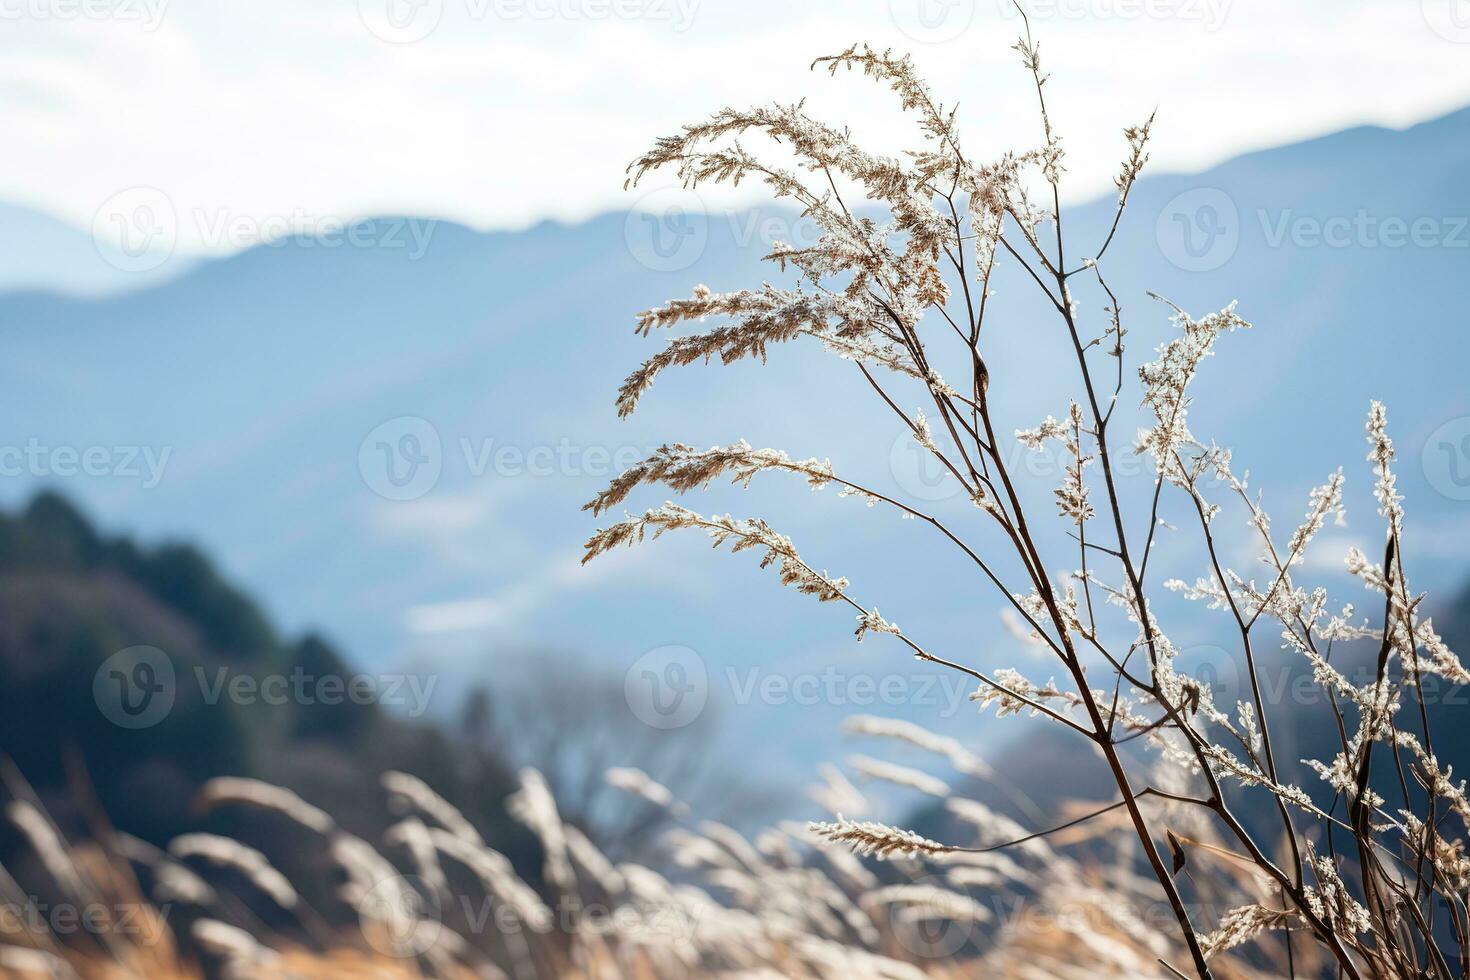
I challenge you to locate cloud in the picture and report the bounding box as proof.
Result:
[370,491,496,536]
[405,551,587,634]
[1,1,1465,251]
[404,541,712,635]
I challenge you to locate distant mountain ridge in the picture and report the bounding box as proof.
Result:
[0,201,195,297]
[1,103,1467,792]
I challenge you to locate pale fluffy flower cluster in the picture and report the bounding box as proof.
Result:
[585,440,835,517]
[1135,301,1250,483]
[847,755,951,798]
[169,834,299,910]
[1200,904,1297,960]
[583,502,850,603]
[1285,468,1345,562]
[807,763,869,818]
[860,883,992,923]
[807,817,953,861]
[1304,856,1372,937]
[194,776,335,835]
[1366,399,1404,534]
[606,766,690,816]
[970,667,1074,719]
[853,607,901,641]
[619,284,921,418]
[507,767,577,893]
[384,770,484,844]
[843,714,992,778]
[192,920,280,971]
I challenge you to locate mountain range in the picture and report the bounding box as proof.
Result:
[0,201,193,297]
[2,105,1467,794]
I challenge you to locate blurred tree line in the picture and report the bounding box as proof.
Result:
[0,491,756,891]
[0,492,532,867]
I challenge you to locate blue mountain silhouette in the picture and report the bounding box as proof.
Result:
[2,107,1466,787]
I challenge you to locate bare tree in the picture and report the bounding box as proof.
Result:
[460,651,770,861]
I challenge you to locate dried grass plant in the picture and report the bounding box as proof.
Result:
[582,17,1470,980]
[2,755,1290,979]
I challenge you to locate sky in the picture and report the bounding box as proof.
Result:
[2,0,1469,255]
